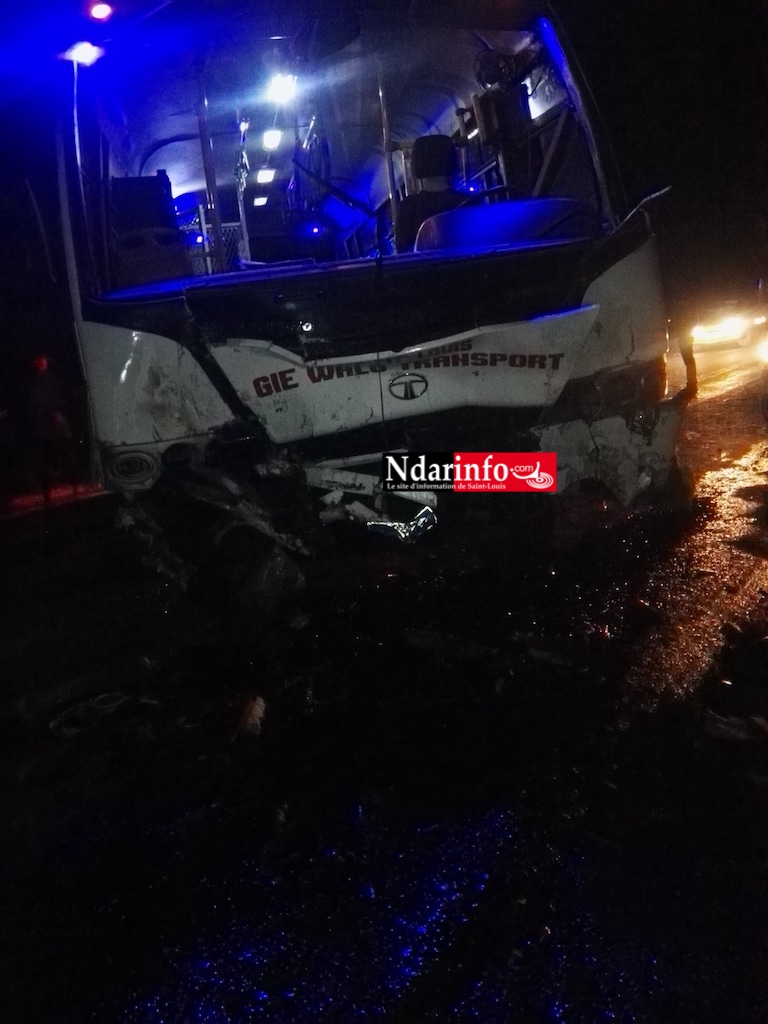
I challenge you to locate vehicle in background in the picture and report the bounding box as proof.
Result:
[691,299,768,351]
[4,0,687,560]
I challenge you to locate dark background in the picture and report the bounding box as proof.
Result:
[562,0,768,313]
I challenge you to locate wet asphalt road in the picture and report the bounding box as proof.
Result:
[2,348,768,1023]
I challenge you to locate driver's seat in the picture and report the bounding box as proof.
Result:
[394,135,464,252]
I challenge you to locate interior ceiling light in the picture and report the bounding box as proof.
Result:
[62,41,104,65]
[256,168,275,184]
[89,2,113,19]
[263,129,282,151]
[266,73,296,105]
[253,196,268,207]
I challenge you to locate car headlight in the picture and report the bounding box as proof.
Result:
[692,316,748,342]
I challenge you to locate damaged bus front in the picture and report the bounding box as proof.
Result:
[57,0,685,552]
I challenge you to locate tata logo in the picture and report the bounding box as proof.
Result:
[388,372,428,401]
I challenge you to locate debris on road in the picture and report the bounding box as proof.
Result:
[367,505,438,544]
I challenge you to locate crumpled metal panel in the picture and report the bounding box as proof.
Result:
[78,321,232,447]
[533,396,685,505]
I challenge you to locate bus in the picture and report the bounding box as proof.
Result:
[2,0,684,549]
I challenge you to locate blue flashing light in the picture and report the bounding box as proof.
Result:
[293,219,327,242]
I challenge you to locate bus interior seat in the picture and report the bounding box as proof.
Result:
[110,171,192,286]
[394,135,464,252]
